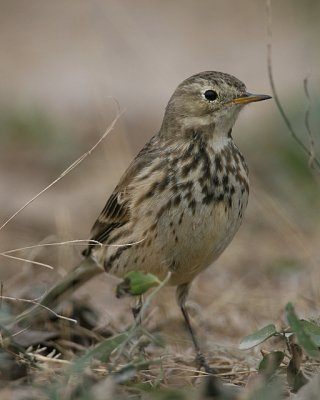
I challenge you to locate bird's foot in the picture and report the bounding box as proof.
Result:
[196,352,216,375]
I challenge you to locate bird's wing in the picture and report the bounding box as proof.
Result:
[85,136,161,253]
[89,186,130,245]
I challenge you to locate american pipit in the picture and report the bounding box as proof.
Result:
[81,71,271,372]
[10,71,270,375]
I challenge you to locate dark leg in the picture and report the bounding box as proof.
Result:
[132,295,143,322]
[176,284,216,374]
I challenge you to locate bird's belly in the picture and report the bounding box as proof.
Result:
[159,189,248,284]
[100,180,248,285]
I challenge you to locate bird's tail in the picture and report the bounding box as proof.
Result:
[11,257,104,326]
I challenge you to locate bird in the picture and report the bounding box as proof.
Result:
[81,71,271,373]
[14,71,270,373]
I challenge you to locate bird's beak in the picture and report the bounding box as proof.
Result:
[232,93,272,105]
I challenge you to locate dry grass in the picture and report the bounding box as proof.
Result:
[1,3,320,398]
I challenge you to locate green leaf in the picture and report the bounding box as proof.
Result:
[116,271,161,297]
[72,332,128,374]
[239,324,277,350]
[286,303,320,359]
[113,359,152,384]
[258,351,285,378]
[300,320,320,346]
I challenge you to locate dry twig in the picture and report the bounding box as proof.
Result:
[266,0,320,172]
[0,294,77,323]
[0,110,123,232]
[303,77,316,168]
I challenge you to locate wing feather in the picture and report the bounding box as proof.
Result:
[83,135,162,256]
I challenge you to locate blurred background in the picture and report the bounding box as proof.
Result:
[0,0,319,352]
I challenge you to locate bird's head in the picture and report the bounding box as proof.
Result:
[162,71,271,135]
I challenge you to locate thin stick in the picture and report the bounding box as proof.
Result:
[0,253,54,270]
[0,281,3,310]
[2,237,145,255]
[266,0,320,171]
[303,77,316,168]
[0,295,77,323]
[26,353,71,365]
[0,110,123,232]
[112,271,172,363]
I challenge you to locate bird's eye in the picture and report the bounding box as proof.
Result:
[204,90,218,101]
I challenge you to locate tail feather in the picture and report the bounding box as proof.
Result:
[13,257,104,326]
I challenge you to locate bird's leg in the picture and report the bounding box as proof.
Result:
[176,284,216,375]
[180,304,216,374]
[131,295,143,323]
